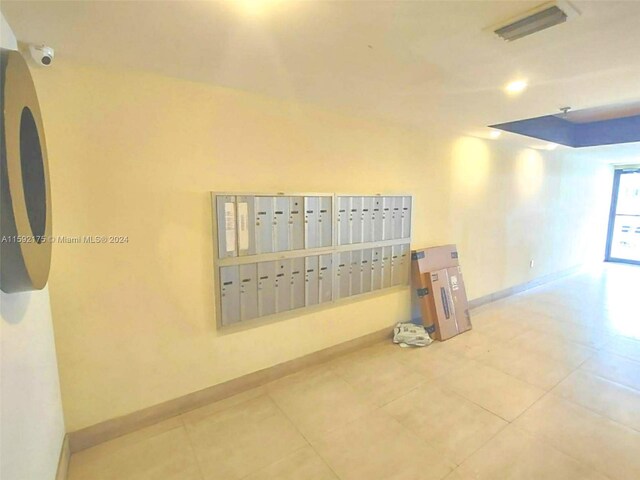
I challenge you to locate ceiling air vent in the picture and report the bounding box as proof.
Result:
[493,1,580,41]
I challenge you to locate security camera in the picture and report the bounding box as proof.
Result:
[29,45,55,67]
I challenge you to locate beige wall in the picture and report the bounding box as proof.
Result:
[30,59,614,432]
[0,13,65,480]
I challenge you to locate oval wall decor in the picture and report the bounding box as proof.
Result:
[1,48,52,293]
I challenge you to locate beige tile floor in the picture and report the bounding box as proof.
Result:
[68,264,640,480]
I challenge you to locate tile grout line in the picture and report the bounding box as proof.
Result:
[265,390,344,480]
[599,347,640,364]
[546,384,640,435]
[478,269,631,479]
[178,416,208,480]
[473,349,581,392]
[266,363,456,478]
[505,314,639,480]
[269,372,375,437]
[410,381,513,469]
[475,378,621,480]
[580,365,640,394]
[438,360,546,423]
[327,346,434,411]
[373,380,427,410]
[235,445,314,480]
[302,441,343,480]
[504,332,595,425]
[507,392,620,480]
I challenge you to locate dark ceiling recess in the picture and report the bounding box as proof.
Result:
[490,110,640,148]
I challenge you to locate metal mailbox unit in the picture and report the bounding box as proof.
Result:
[290,257,306,310]
[212,193,412,328]
[318,254,333,304]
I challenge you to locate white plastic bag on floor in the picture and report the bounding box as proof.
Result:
[393,322,433,348]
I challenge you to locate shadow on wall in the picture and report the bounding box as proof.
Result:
[1,291,31,324]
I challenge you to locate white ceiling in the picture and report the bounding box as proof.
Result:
[3,0,640,137]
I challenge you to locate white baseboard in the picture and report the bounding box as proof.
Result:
[55,435,70,480]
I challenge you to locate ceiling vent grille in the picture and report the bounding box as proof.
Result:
[493,1,580,41]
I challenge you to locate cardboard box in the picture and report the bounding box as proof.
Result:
[447,266,472,334]
[410,260,437,335]
[428,269,459,340]
[410,245,472,341]
[412,244,459,274]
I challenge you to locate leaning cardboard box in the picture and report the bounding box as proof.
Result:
[410,244,472,341]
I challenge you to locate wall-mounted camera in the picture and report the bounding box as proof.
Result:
[29,44,55,67]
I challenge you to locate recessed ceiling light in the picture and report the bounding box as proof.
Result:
[505,80,528,94]
[489,130,502,139]
[235,0,280,16]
